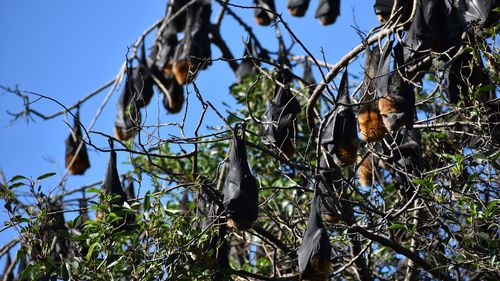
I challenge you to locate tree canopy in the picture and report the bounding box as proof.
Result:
[1,0,499,280]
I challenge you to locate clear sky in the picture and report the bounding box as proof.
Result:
[0,0,379,266]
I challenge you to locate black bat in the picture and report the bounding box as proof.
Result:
[277,34,294,84]
[465,0,494,26]
[154,72,185,114]
[302,59,316,86]
[287,0,311,17]
[97,141,128,223]
[150,23,178,78]
[127,44,155,110]
[315,0,340,26]
[196,187,229,278]
[316,156,342,223]
[261,84,301,157]
[114,74,141,141]
[222,132,259,231]
[253,0,276,26]
[373,0,393,24]
[358,43,386,142]
[35,196,70,262]
[236,38,258,81]
[297,190,332,281]
[321,70,359,167]
[389,129,422,199]
[172,1,212,85]
[65,110,90,175]
[403,0,464,79]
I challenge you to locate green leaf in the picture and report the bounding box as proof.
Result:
[8,182,25,189]
[86,241,99,261]
[9,175,26,182]
[37,172,56,181]
[389,223,407,230]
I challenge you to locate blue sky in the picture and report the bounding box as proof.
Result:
[0,0,379,267]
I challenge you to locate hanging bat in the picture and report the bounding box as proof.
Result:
[196,189,229,276]
[236,39,258,81]
[150,23,179,78]
[358,40,392,142]
[65,110,90,175]
[96,141,128,223]
[36,196,70,262]
[358,154,374,186]
[315,0,340,26]
[302,59,316,86]
[321,70,359,167]
[316,156,342,223]
[261,85,301,157]
[477,0,500,29]
[373,0,393,24]
[277,33,294,84]
[172,1,212,85]
[287,0,310,17]
[131,44,155,109]
[222,132,259,231]
[389,129,422,199]
[114,78,141,141]
[153,71,185,114]
[297,190,332,281]
[378,47,415,132]
[253,0,276,26]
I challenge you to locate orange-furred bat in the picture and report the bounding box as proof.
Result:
[321,70,359,167]
[358,41,392,142]
[65,110,90,175]
[379,43,415,132]
[358,155,374,186]
[150,23,178,78]
[172,1,211,85]
[297,190,331,281]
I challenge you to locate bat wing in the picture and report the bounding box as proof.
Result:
[374,0,393,16]
[222,134,259,224]
[101,148,127,205]
[302,60,316,85]
[297,190,332,274]
[376,39,393,99]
